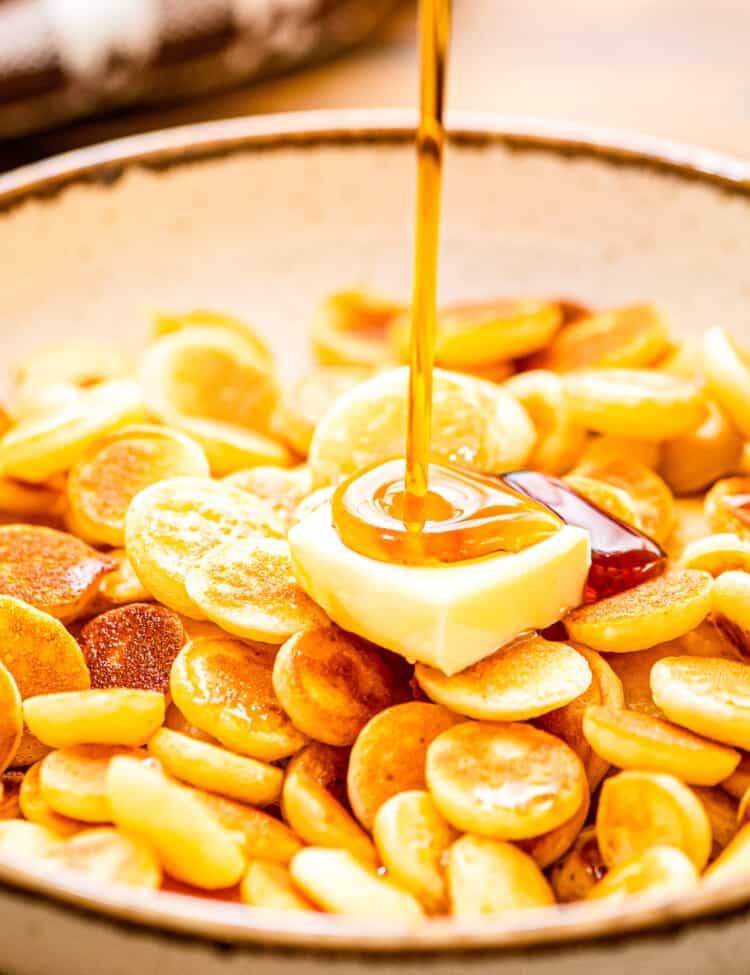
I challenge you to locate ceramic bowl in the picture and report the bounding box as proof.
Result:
[1,110,750,975]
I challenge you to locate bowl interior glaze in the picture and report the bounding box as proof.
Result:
[1,110,750,955]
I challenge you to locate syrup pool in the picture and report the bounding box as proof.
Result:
[332,459,562,566]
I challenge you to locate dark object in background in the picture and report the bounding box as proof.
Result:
[0,0,401,140]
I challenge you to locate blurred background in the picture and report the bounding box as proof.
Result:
[1,0,748,173]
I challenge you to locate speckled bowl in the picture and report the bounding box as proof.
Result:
[1,110,750,975]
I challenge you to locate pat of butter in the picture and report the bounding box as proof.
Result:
[288,503,591,675]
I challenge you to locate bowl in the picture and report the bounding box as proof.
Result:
[1,109,750,975]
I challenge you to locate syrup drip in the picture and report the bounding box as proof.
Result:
[503,470,667,602]
[333,459,562,566]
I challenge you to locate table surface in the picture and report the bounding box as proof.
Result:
[3,0,750,171]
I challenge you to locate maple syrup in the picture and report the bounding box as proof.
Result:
[331,0,665,584]
[333,458,562,565]
[332,0,555,564]
[402,0,451,527]
[503,471,666,602]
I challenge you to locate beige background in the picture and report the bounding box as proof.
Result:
[3,0,750,167]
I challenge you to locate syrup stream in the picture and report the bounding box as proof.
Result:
[403,0,452,528]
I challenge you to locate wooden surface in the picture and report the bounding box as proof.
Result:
[3,0,750,170]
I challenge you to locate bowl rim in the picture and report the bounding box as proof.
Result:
[1,107,750,210]
[1,107,750,955]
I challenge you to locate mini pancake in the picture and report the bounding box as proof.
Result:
[447,835,555,916]
[49,827,162,889]
[148,728,282,807]
[124,476,282,618]
[705,477,750,542]
[391,299,563,368]
[0,661,21,774]
[140,326,279,434]
[455,359,515,383]
[0,525,115,622]
[517,785,591,870]
[679,534,750,577]
[172,415,293,476]
[564,474,643,528]
[175,616,230,643]
[192,790,303,864]
[586,845,697,902]
[563,368,706,441]
[0,820,63,859]
[548,826,607,903]
[702,326,750,437]
[273,626,409,746]
[565,569,714,653]
[186,537,328,644]
[163,702,218,745]
[93,549,152,608]
[311,288,404,367]
[39,744,142,822]
[530,304,670,373]
[308,367,535,488]
[150,308,272,366]
[78,603,185,694]
[426,721,587,840]
[347,702,461,832]
[651,656,750,750]
[240,859,316,912]
[596,770,711,870]
[13,341,132,396]
[24,689,165,749]
[0,596,90,766]
[672,619,742,660]
[224,465,314,530]
[10,383,83,424]
[66,424,209,546]
[704,823,750,888]
[0,379,145,483]
[170,637,307,761]
[665,497,711,561]
[656,337,703,380]
[19,762,84,837]
[737,787,750,827]
[414,633,592,722]
[159,875,244,902]
[602,629,733,721]
[373,790,457,913]
[582,706,740,786]
[536,644,624,790]
[578,435,662,472]
[712,570,750,655]
[0,476,66,520]
[290,847,424,922]
[571,454,674,543]
[106,755,245,890]
[0,771,23,819]
[503,370,586,475]
[721,754,750,801]
[660,401,742,496]
[693,787,739,858]
[272,367,373,457]
[282,742,375,866]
